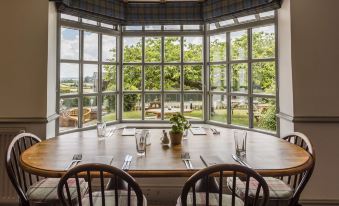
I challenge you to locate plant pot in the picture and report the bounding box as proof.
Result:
[169,131,183,145]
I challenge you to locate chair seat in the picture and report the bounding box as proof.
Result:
[177,192,244,206]
[26,178,88,206]
[227,177,294,206]
[81,190,147,206]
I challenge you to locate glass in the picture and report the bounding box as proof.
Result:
[102,95,116,122]
[253,98,276,132]
[164,65,180,90]
[142,129,151,146]
[209,23,217,30]
[209,33,226,62]
[145,37,161,62]
[61,14,78,21]
[125,26,142,31]
[184,36,203,62]
[183,25,200,30]
[145,66,161,91]
[82,18,97,25]
[259,11,275,19]
[145,25,161,30]
[83,64,98,93]
[123,94,142,120]
[252,25,275,59]
[184,65,202,90]
[59,97,78,131]
[231,63,248,93]
[135,131,146,156]
[145,94,161,120]
[82,96,97,127]
[184,94,203,120]
[60,63,79,94]
[210,65,227,91]
[123,65,142,91]
[210,94,227,123]
[234,129,247,158]
[102,35,116,62]
[97,121,107,138]
[123,37,142,62]
[231,96,249,127]
[84,32,98,61]
[230,30,248,60]
[237,15,256,23]
[164,94,181,120]
[100,23,114,29]
[164,37,181,62]
[60,27,79,60]
[219,19,234,27]
[252,62,275,94]
[102,65,116,91]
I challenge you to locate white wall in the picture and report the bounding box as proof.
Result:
[279,0,339,203]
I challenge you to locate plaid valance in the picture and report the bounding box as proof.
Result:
[51,0,282,25]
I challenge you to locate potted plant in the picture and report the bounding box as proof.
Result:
[169,113,191,145]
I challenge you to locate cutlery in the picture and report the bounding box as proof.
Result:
[65,154,82,170]
[181,153,190,169]
[122,155,130,170]
[125,155,133,170]
[232,154,252,168]
[182,152,194,169]
[200,155,208,167]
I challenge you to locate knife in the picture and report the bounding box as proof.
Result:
[200,155,209,167]
[122,155,129,170]
[232,154,252,169]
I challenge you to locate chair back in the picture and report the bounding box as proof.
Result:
[181,164,269,206]
[58,163,144,206]
[281,132,315,206]
[5,133,42,205]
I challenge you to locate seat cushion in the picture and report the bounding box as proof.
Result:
[227,177,294,206]
[26,178,88,206]
[81,190,147,206]
[177,192,244,206]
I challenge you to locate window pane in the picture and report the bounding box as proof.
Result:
[59,97,78,131]
[60,63,79,94]
[82,18,97,25]
[231,96,248,127]
[60,27,79,60]
[252,62,275,94]
[164,37,181,62]
[82,96,97,127]
[210,65,226,91]
[145,94,162,120]
[231,63,248,93]
[184,94,203,120]
[209,33,226,62]
[253,98,276,132]
[209,23,217,30]
[145,25,161,30]
[102,65,116,92]
[259,11,275,19]
[184,36,203,62]
[83,64,98,93]
[84,31,98,61]
[145,66,161,91]
[164,25,180,30]
[219,19,234,27]
[164,65,180,90]
[61,14,78,21]
[230,30,248,60]
[252,25,275,59]
[123,37,142,63]
[102,95,116,122]
[184,65,202,90]
[125,26,142,31]
[100,23,114,29]
[183,25,200,30]
[123,66,142,91]
[145,37,161,62]
[123,94,142,120]
[210,94,227,123]
[102,35,116,62]
[164,94,181,120]
[237,15,256,23]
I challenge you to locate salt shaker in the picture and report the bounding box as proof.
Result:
[161,130,170,145]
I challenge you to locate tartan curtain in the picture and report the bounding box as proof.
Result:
[51,0,282,25]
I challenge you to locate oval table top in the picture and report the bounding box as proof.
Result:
[20,126,312,178]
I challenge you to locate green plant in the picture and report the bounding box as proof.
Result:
[258,106,276,131]
[169,113,191,134]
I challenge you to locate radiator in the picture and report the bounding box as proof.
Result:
[0,127,25,205]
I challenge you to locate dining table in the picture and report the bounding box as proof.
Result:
[20,125,312,178]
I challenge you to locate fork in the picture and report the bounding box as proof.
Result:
[65,154,82,170]
[182,152,194,169]
[122,155,132,170]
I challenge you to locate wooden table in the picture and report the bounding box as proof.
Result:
[20,127,312,178]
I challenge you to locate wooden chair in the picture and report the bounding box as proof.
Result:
[5,133,87,206]
[57,163,147,206]
[177,164,269,206]
[227,132,315,206]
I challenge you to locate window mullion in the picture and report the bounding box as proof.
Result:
[226,32,231,125]
[248,28,254,129]
[79,30,84,129]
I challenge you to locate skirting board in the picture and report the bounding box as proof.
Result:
[300,199,339,206]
